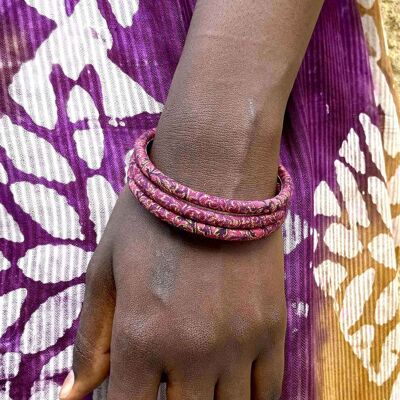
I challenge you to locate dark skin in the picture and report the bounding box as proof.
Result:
[60,1,324,399]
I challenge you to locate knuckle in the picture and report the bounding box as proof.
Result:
[262,301,287,337]
[227,303,287,348]
[111,316,165,368]
[230,311,263,337]
[173,321,222,359]
[113,317,158,355]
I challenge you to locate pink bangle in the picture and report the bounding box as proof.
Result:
[127,129,293,241]
[129,178,281,241]
[134,129,292,215]
[128,163,287,229]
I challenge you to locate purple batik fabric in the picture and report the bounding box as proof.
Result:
[0,1,194,398]
[1,1,399,399]
[279,2,378,398]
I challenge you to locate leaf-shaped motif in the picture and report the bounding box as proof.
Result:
[312,228,319,252]
[40,345,73,379]
[313,260,347,299]
[348,324,375,366]
[339,268,375,332]
[360,113,388,180]
[0,202,24,243]
[323,223,363,259]
[375,277,399,325]
[335,160,370,228]
[313,181,341,217]
[0,163,8,184]
[67,85,99,123]
[367,57,400,158]
[391,373,400,400]
[73,122,104,170]
[368,323,400,385]
[0,251,11,272]
[0,288,27,337]
[87,175,118,243]
[107,0,139,27]
[17,244,92,283]
[368,233,397,269]
[99,58,163,120]
[0,352,21,380]
[20,284,85,354]
[10,182,84,240]
[282,211,309,255]
[0,116,75,183]
[388,166,400,205]
[368,176,393,229]
[338,128,366,174]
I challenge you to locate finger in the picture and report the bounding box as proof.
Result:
[107,364,161,400]
[251,338,285,400]
[215,363,251,400]
[166,368,216,400]
[59,242,115,400]
[106,307,162,400]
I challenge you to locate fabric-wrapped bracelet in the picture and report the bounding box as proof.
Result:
[127,129,293,241]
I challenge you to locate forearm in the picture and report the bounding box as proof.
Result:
[151,0,324,199]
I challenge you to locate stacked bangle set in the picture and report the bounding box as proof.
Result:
[127,129,293,241]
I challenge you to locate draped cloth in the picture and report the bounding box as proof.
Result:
[0,0,399,398]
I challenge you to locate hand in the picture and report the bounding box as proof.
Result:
[59,183,286,400]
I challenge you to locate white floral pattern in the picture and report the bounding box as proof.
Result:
[314,6,400,396]
[10,182,84,240]
[17,245,92,283]
[314,113,400,394]
[313,106,400,390]
[0,0,163,396]
[20,284,85,354]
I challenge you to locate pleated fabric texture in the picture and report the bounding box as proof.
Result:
[0,0,398,399]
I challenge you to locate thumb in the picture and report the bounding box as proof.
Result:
[60,242,115,400]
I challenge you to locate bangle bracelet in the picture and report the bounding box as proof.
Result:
[128,162,287,229]
[127,129,293,241]
[133,129,292,216]
[129,178,283,241]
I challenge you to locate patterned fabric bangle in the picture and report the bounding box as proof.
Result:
[127,129,293,241]
[128,163,287,229]
[134,129,292,215]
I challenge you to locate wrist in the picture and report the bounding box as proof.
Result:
[150,103,284,200]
